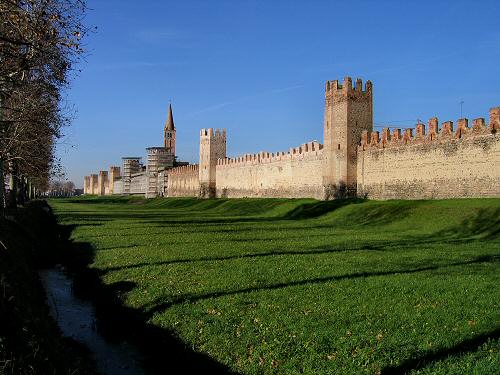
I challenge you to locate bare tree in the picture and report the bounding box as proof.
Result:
[0,0,88,213]
[62,180,74,192]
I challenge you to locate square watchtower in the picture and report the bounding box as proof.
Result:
[199,128,226,198]
[323,77,373,197]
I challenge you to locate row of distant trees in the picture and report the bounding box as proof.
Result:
[0,0,88,215]
[45,179,78,197]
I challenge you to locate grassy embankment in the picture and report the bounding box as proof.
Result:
[0,201,95,375]
[49,196,500,374]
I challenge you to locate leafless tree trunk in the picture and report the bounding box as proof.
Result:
[0,0,88,210]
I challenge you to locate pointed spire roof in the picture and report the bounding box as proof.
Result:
[165,103,175,131]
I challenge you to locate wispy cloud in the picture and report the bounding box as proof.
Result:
[185,84,303,117]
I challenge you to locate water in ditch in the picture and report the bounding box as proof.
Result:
[39,266,145,375]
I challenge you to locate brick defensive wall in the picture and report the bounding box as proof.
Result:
[166,164,200,197]
[215,140,325,199]
[357,107,500,199]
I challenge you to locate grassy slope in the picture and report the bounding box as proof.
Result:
[50,196,500,374]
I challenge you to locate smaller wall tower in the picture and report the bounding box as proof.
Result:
[146,147,174,198]
[199,128,226,198]
[108,166,121,194]
[122,157,142,194]
[164,104,176,156]
[83,176,90,194]
[89,174,98,195]
[97,171,108,196]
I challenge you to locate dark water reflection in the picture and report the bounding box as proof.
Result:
[39,266,144,375]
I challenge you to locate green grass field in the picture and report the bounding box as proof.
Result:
[49,196,500,374]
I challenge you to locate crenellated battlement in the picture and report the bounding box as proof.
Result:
[200,128,227,139]
[325,76,372,94]
[359,107,500,151]
[217,141,323,168]
[168,164,199,175]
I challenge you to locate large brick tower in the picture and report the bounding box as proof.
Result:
[199,128,226,198]
[323,77,373,198]
[164,104,176,155]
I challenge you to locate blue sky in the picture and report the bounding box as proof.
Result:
[61,0,500,187]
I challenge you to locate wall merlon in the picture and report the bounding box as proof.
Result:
[355,78,363,91]
[489,107,500,131]
[343,76,353,91]
[473,118,486,133]
[391,129,402,145]
[402,129,413,144]
[416,123,425,138]
[428,118,439,140]
[456,118,469,138]
[361,130,369,147]
[440,121,454,138]
[200,128,213,137]
[381,128,391,146]
[365,80,373,93]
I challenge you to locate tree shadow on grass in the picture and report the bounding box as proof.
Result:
[281,198,365,219]
[338,200,426,227]
[435,207,500,241]
[57,198,429,234]
[96,212,500,275]
[381,327,500,374]
[98,243,385,274]
[57,224,237,375]
[63,198,365,227]
[143,255,499,320]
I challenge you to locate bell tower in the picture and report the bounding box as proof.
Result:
[164,104,176,156]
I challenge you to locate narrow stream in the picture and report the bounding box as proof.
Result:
[39,266,145,375]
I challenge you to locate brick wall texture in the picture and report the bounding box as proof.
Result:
[357,118,500,199]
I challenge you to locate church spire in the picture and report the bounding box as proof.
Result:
[165,103,175,131]
[164,103,176,155]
